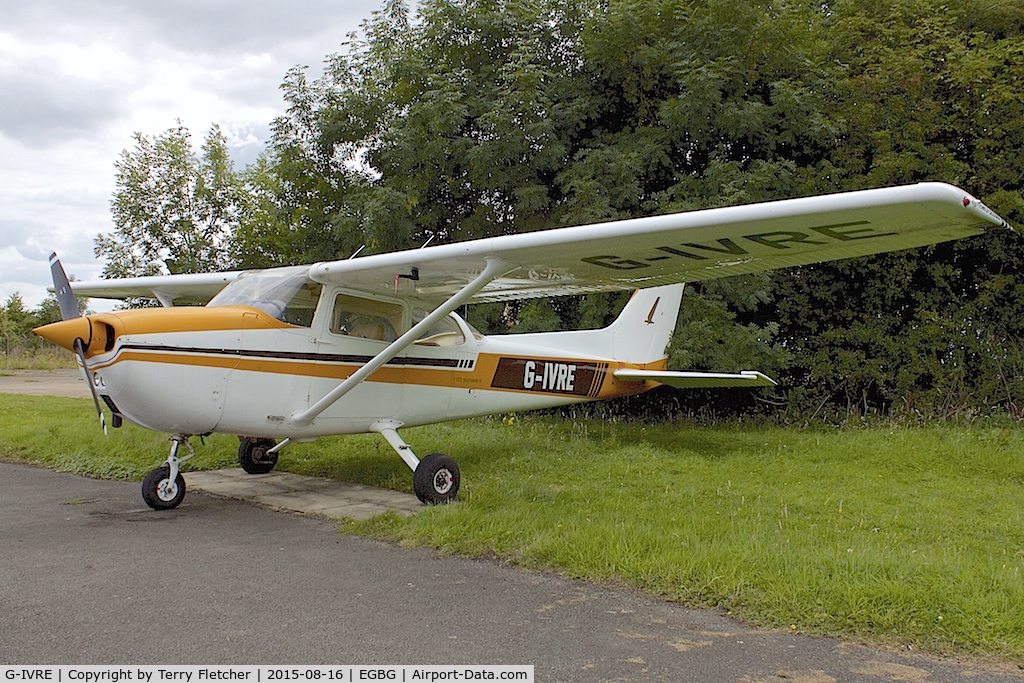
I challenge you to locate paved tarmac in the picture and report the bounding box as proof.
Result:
[4,462,1023,681]
[0,368,90,398]
[185,469,423,520]
[2,373,1024,680]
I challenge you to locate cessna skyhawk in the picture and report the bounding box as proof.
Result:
[34,183,1009,510]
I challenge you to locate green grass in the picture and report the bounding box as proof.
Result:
[2,393,1023,661]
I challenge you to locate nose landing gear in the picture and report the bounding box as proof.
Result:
[141,435,193,510]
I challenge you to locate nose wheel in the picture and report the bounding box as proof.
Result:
[142,465,186,510]
[141,435,193,510]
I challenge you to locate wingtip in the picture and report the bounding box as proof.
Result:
[741,371,778,386]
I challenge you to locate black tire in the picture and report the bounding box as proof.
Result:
[238,437,278,474]
[141,465,186,510]
[413,453,460,505]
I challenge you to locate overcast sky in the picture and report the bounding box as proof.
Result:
[0,0,384,310]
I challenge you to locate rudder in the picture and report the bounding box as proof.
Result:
[607,284,684,365]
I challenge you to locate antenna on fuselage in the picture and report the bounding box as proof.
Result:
[348,245,366,259]
[420,234,435,249]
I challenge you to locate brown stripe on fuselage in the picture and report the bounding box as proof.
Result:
[89,345,664,399]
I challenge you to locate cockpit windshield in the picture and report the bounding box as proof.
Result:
[208,266,323,327]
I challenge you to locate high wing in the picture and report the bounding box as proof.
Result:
[310,182,1009,303]
[64,183,1008,305]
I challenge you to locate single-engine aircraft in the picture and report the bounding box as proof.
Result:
[35,182,1010,510]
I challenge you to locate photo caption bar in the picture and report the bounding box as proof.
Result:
[1,667,534,683]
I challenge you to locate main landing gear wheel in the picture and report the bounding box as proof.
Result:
[413,453,460,505]
[142,465,186,510]
[238,437,278,474]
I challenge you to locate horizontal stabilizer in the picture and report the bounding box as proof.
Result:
[614,369,776,389]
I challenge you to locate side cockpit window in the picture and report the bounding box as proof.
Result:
[331,294,403,342]
[274,281,322,327]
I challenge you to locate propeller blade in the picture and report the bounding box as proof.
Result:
[74,338,107,436]
[49,252,81,321]
[47,253,105,435]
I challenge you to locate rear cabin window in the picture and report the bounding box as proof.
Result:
[331,294,404,342]
[412,312,465,347]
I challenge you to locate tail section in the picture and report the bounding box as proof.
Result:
[605,284,684,366]
[485,284,777,393]
[492,284,684,366]
[606,284,777,389]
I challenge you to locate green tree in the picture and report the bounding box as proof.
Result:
[106,0,1024,419]
[252,0,823,354]
[96,122,247,279]
[0,292,79,354]
[0,297,20,355]
[769,0,1024,419]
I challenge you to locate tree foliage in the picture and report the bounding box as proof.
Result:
[96,0,1024,420]
[0,292,71,356]
[97,122,246,278]
[768,0,1024,419]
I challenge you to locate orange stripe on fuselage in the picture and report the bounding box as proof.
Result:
[93,347,666,400]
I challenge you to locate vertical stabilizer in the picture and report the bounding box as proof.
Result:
[607,284,684,365]
[486,283,684,365]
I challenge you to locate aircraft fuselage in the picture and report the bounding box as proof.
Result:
[57,302,658,440]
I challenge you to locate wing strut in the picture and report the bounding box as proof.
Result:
[288,257,513,429]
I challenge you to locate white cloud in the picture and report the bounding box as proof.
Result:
[0,0,386,309]
[0,33,134,147]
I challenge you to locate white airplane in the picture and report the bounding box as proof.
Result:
[35,182,1009,510]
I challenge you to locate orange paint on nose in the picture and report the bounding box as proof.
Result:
[33,317,92,352]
